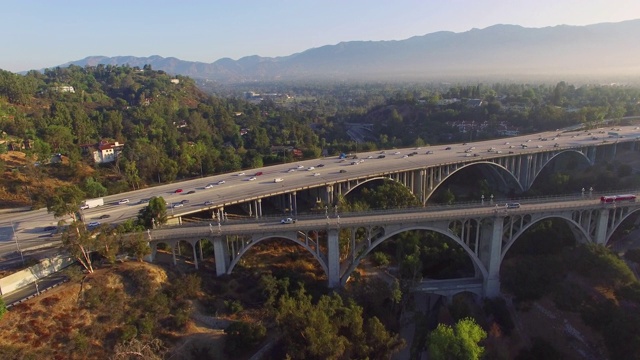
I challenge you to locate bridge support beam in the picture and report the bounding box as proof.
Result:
[213,237,229,276]
[480,216,504,298]
[594,209,611,245]
[327,229,340,288]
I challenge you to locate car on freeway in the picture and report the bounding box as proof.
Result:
[181,199,189,204]
[351,161,359,165]
[402,155,409,158]
[237,172,245,176]
[87,221,100,228]
[313,172,320,176]
[118,199,130,205]
[274,178,284,183]
[393,151,401,155]
[281,218,296,224]
[297,165,304,169]
[99,214,111,219]
[139,198,149,204]
[43,226,57,231]
[255,171,263,176]
[445,147,452,150]
[80,204,90,210]
[175,189,183,193]
[377,155,386,158]
[248,176,257,181]
[205,184,215,189]
[204,200,214,206]
[287,168,296,172]
[339,169,347,173]
[317,164,325,167]
[217,180,226,185]
[187,190,196,194]
[173,203,184,208]
[307,166,315,171]
[366,155,373,159]
[506,203,521,209]
[426,151,433,154]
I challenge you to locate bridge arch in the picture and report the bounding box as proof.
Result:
[341,225,488,286]
[428,162,523,204]
[529,149,592,189]
[226,234,329,277]
[603,207,640,246]
[341,176,417,201]
[500,214,591,263]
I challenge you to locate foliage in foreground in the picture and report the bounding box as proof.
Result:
[264,276,405,360]
[427,317,487,360]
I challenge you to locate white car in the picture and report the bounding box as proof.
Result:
[118,199,130,205]
[80,204,90,210]
[297,165,304,169]
[274,178,284,183]
[281,218,296,224]
[394,151,401,155]
[205,184,214,189]
[204,200,214,206]
[217,180,226,185]
[173,203,184,208]
[248,176,257,181]
[287,169,296,173]
[307,167,315,171]
[366,155,373,159]
[313,173,320,176]
[237,172,245,176]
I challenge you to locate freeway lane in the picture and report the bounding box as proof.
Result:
[1,124,639,258]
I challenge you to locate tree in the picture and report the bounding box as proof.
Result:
[0,297,6,320]
[123,232,152,261]
[137,197,167,229]
[224,321,267,356]
[46,185,85,222]
[82,177,107,198]
[428,318,486,360]
[60,221,98,273]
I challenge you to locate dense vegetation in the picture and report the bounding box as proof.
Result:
[2,66,640,207]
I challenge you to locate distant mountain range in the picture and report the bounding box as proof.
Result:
[57,20,640,83]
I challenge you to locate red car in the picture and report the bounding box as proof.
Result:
[255,171,263,176]
[175,189,183,193]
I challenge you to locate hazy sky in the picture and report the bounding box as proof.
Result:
[1,0,639,72]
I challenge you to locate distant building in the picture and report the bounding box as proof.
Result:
[170,79,180,84]
[80,140,124,164]
[52,85,75,93]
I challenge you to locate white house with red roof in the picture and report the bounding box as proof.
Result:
[90,140,125,164]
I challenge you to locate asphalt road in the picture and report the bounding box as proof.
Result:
[1,124,639,259]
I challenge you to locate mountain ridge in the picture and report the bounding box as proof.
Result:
[52,19,640,82]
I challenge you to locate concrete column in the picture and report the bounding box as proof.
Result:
[325,185,333,205]
[199,240,204,261]
[293,191,298,217]
[594,208,611,245]
[479,216,504,298]
[258,199,262,217]
[213,237,229,276]
[192,243,199,270]
[171,243,177,266]
[327,229,340,288]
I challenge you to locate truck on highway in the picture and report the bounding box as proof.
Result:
[80,198,104,210]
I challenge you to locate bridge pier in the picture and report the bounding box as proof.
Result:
[479,216,503,298]
[594,208,611,245]
[213,236,229,276]
[327,229,340,288]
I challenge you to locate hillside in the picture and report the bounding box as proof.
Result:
[56,20,640,83]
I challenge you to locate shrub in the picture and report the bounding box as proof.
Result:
[224,321,267,356]
[371,252,390,267]
[224,300,244,314]
[119,324,138,342]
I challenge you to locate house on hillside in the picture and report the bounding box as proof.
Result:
[80,140,125,164]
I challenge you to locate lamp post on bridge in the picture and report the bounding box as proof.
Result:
[589,187,593,198]
[581,188,585,197]
[490,194,494,205]
[481,195,485,205]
